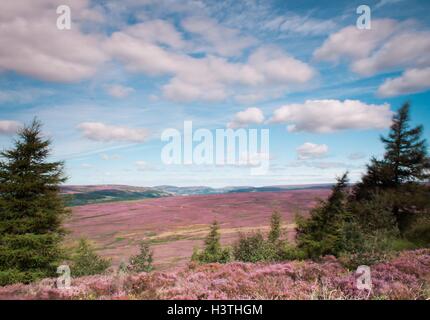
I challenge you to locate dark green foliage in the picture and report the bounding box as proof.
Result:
[268,211,282,243]
[353,103,430,230]
[71,239,111,277]
[191,221,231,263]
[296,173,351,259]
[128,240,154,273]
[0,120,68,285]
[404,216,430,247]
[350,191,398,233]
[233,232,277,262]
[233,212,303,262]
[356,103,429,194]
[65,189,167,207]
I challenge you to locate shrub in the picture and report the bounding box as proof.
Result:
[128,240,154,273]
[233,232,277,262]
[71,239,111,277]
[404,216,430,247]
[192,221,231,264]
[277,243,306,261]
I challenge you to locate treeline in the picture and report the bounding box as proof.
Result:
[192,103,430,267]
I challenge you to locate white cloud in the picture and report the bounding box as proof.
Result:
[296,142,328,160]
[105,84,135,98]
[264,14,336,35]
[378,67,430,97]
[352,31,430,76]
[78,122,149,142]
[106,22,315,102]
[314,19,397,62]
[0,0,107,82]
[228,107,264,128]
[0,120,22,135]
[271,99,393,133]
[122,19,186,49]
[182,16,257,57]
[315,19,430,90]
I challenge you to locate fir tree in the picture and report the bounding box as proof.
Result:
[268,211,282,243]
[71,239,111,277]
[296,173,350,258]
[355,103,430,198]
[191,221,230,263]
[354,103,430,229]
[0,119,68,285]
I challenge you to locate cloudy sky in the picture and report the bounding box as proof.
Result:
[0,0,429,187]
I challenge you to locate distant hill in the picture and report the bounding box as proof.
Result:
[61,185,171,206]
[61,183,334,206]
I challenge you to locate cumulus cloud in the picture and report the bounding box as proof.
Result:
[105,84,135,98]
[228,107,265,128]
[0,0,107,82]
[182,16,257,57]
[378,67,430,97]
[271,99,393,133]
[314,19,430,95]
[106,22,315,102]
[78,122,149,142]
[314,19,397,62]
[297,142,329,160]
[0,120,22,135]
[351,31,430,76]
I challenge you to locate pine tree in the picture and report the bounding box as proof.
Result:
[354,103,430,229]
[191,221,230,263]
[268,211,282,243]
[0,119,68,285]
[296,173,350,258]
[71,239,111,277]
[355,103,430,198]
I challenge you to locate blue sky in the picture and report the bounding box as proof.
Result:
[0,0,429,187]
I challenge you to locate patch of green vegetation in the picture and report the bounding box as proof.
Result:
[64,190,168,206]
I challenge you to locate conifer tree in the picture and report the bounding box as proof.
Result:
[268,211,282,243]
[191,221,230,263]
[355,103,430,199]
[296,173,350,258]
[0,119,68,285]
[354,103,430,229]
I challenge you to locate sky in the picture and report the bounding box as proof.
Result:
[0,0,429,187]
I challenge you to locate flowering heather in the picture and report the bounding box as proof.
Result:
[0,249,429,300]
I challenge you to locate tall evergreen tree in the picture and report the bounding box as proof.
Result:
[355,103,430,199]
[296,173,350,258]
[0,119,68,285]
[353,103,430,229]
